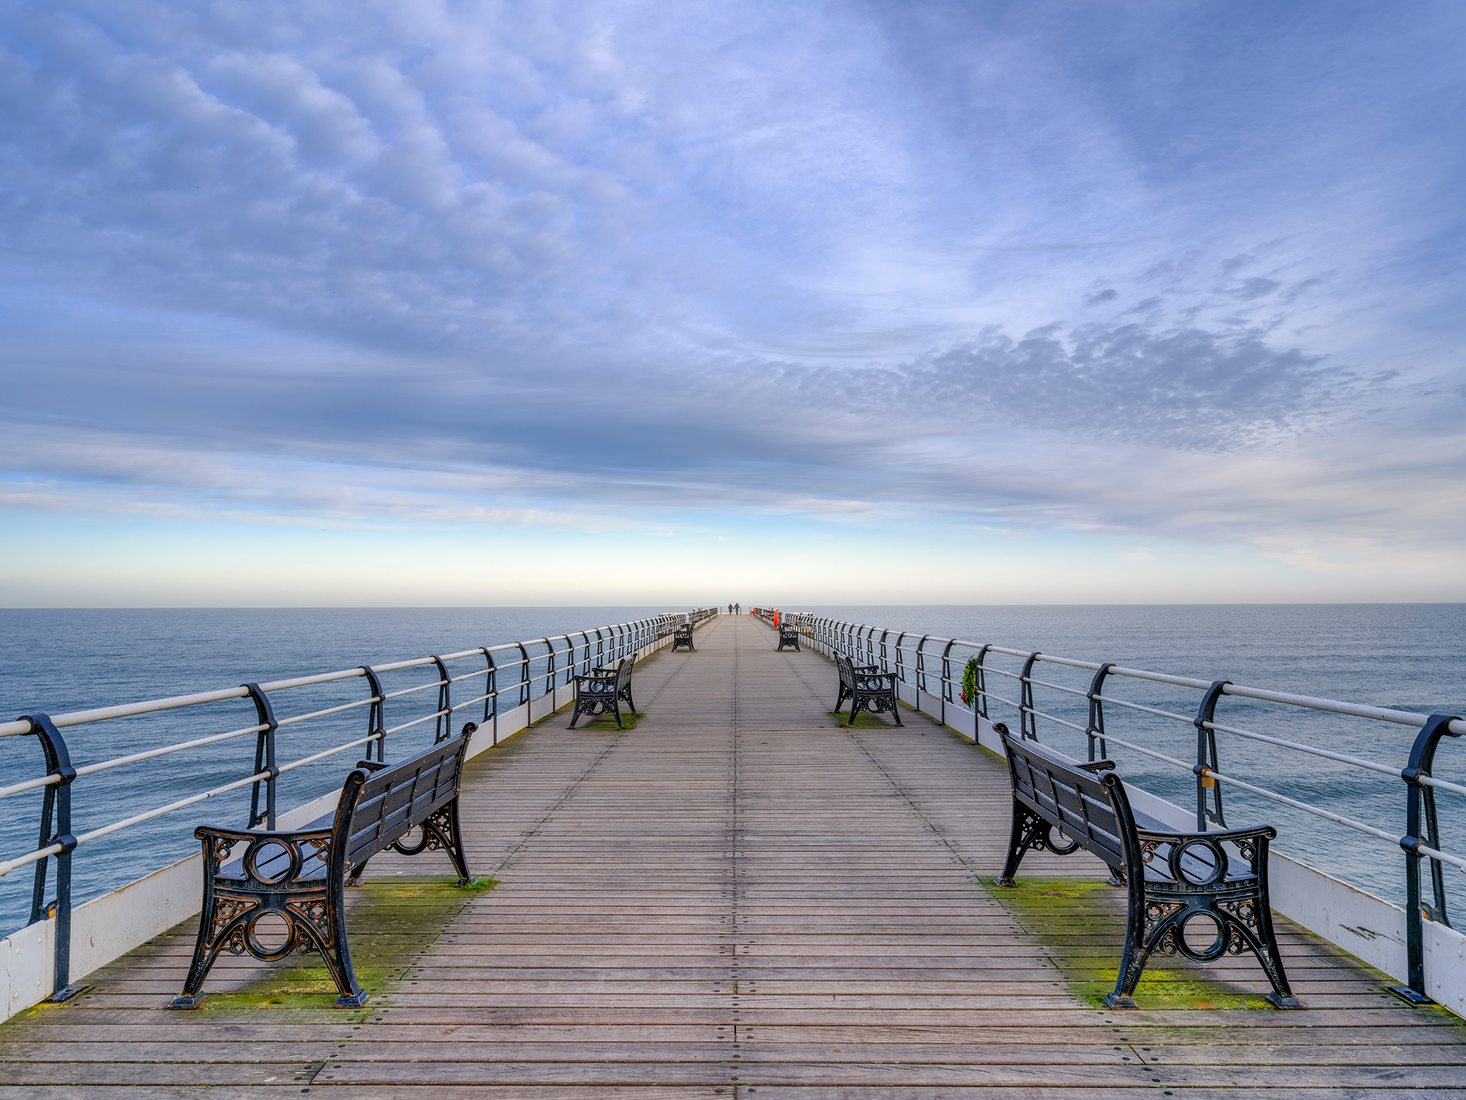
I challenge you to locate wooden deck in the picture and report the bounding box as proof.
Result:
[2,613,1463,1097]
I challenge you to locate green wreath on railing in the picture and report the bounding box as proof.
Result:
[959,656,981,707]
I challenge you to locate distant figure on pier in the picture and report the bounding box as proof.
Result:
[735,603,741,614]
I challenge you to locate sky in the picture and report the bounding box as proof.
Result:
[0,0,1463,607]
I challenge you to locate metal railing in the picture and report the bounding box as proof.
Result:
[0,609,715,1001]
[783,612,1463,1006]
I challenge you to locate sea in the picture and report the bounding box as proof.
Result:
[1,603,1463,937]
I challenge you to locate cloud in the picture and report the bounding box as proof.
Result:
[0,1,1463,599]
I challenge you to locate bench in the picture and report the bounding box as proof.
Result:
[995,725,1299,1009]
[171,728,474,1009]
[672,623,695,651]
[569,657,636,728]
[833,653,902,726]
[777,625,801,651]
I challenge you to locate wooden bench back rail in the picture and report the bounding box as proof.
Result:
[833,652,903,726]
[569,657,636,728]
[672,623,696,651]
[996,727,1299,1010]
[172,730,473,1009]
[777,625,801,651]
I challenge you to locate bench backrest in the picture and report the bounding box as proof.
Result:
[835,653,853,685]
[999,727,1135,873]
[334,730,470,874]
[616,657,633,691]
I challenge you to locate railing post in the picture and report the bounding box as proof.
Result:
[1392,712,1462,1005]
[430,655,452,743]
[1019,652,1041,741]
[360,665,386,762]
[974,644,992,721]
[538,638,555,698]
[939,639,956,729]
[480,647,499,746]
[243,683,278,830]
[1086,662,1115,762]
[515,642,532,710]
[21,712,86,1002]
[914,635,928,694]
[1193,680,1230,830]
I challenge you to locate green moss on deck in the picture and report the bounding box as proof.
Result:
[575,710,643,730]
[830,709,909,729]
[198,874,497,1015]
[984,875,1271,1010]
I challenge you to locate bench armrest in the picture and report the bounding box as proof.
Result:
[1078,759,1117,774]
[1135,822,1277,880]
[1135,822,1277,846]
[193,822,337,882]
[193,823,333,844]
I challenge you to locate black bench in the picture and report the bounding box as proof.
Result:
[777,625,800,651]
[171,729,474,1009]
[995,725,1299,1009]
[672,623,695,651]
[833,653,902,726]
[569,657,636,728]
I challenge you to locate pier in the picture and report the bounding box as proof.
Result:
[1,612,1463,1095]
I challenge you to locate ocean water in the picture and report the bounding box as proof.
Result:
[1,604,1463,936]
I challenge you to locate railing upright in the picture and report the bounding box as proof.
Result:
[21,713,85,1002]
[1393,712,1463,1004]
[1018,652,1041,741]
[1085,662,1115,763]
[243,682,278,829]
[430,656,452,743]
[1193,680,1230,830]
[973,644,992,720]
[361,665,387,763]
[479,647,498,745]
[515,643,531,710]
[538,639,555,698]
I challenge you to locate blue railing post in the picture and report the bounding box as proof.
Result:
[243,683,279,830]
[1193,680,1230,830]
[515,643,532,709]
[1392,712,1462,1005]
[1019,652,1041,741]
[1086,662,1115,762]
[430,655,452,743]
[538,638,555,698]
[360,665,386,762]
[21,712,86,1002]
[973,644,992,721]
[939,639,956,729]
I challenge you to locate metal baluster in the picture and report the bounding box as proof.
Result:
[1193,680,1230,830]
[1392,713,1462,1005]
[21,713,87,1002]
[361,665,386,762]
[243,683,279,829]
